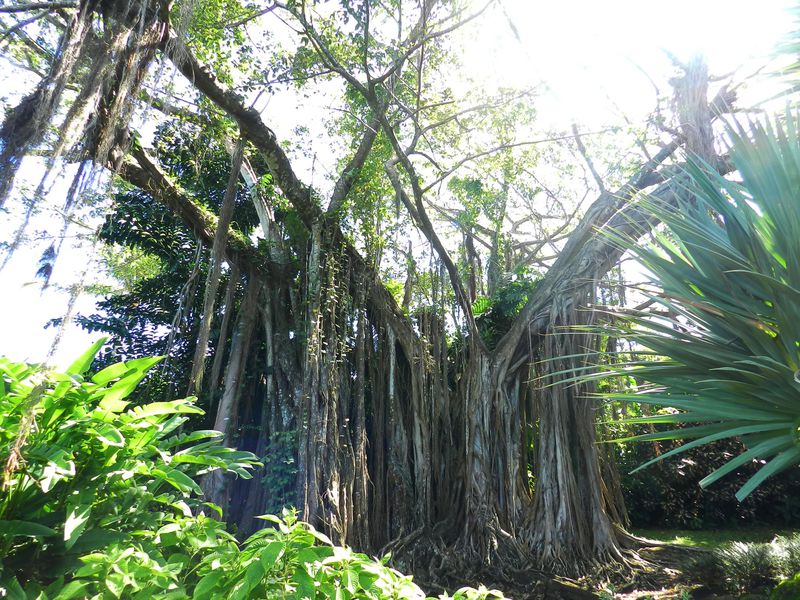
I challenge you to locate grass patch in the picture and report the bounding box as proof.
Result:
[633,527,799,548]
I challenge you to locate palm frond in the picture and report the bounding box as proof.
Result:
[601,110,800,500]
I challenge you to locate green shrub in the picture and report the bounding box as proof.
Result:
[771,572,800,600]
[715,542,780,594]
[617,435,800,530]
[0,339,259,590]
[775,533,800,576]
[684,551,725,590]
[684,542,784,594]
[187,508,505,600]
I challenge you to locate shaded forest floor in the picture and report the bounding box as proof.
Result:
[418,527,800,599]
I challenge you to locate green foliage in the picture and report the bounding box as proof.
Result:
[176,0,256,82]
[593,111,800,500]
[679,533,800,595]
[714,542,779,593]
[192,508,421,600]
[617,434,800,529]
[53,506,507,600]
[65,505,507,600]
[76,123,267,399]
[0,342,259,591]
[449,177,499,228]
[684,539,786,594]
[261,431,298,516]
[771,572,800,600]
[684,551,726,589]
[775,533,800,575]
[473,272,539,348]
[99,244,165,293]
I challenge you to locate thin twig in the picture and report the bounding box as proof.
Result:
[571,123,606,194]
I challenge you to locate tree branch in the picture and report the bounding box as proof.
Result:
[571,123,606,194]
[421,129,620,194]
[0,2,76,13]
[119,143,284,282]
[162,33,419,350]
[1,9,48,43]
[327,114,380,216]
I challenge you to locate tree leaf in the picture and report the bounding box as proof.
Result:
[64,503,91,550]
[0,520,56,538]
[65,338,107,376]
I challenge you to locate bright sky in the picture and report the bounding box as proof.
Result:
[0,0,794,369]
[463,0,794,126]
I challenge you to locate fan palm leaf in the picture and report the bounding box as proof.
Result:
[599,111,800,501]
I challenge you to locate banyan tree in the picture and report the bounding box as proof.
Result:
[0,0,736,582]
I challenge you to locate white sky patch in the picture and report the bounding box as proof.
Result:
[459,0,794,127]
[0,243,102,369]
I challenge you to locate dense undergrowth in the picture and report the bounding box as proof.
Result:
[0,343,504,600]
[617,433,800,530]
[1,343,797,599]
[683,534,800,596]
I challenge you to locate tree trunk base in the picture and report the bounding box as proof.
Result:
[381,522,669,598]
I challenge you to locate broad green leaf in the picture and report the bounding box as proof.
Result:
[0,520,56,538]
[243,561,264,593]
[91,362,135,385]
[193,570,224,599]
[65,338,107,376]
[153,468,203,494]
[52,580,89,600]
[258,541,285,571]
[89,423,125,447]
[292,568,315,599]
[64,503,91,550]
[128,400,204,421]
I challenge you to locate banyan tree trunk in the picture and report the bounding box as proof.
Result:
[459,347,530,568]
[454,285,628,575]
[526,296,624,574]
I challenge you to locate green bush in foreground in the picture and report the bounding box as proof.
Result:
[0,339,258,596]
[771,572,800,600]
[776,533,800,575]
[714,541,779,593]
[0,343,504,599]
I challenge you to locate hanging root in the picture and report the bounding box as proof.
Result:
[2,384,47,489]
[0,0,94,206]
[0,0,168,288]
[91,2,167,169]
[0,0,167,209]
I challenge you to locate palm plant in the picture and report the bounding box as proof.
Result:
[596,111,800,501]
